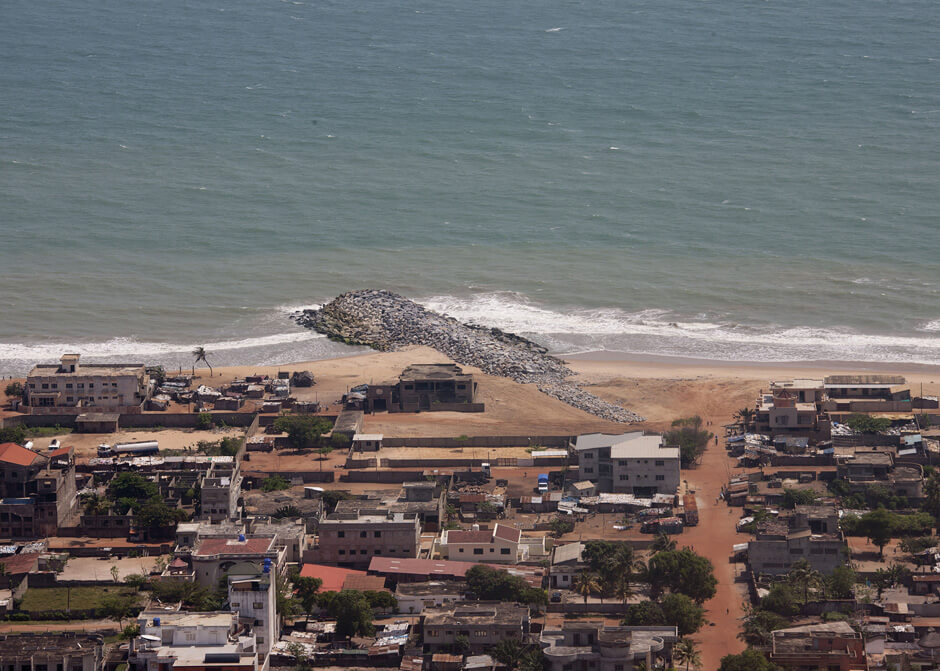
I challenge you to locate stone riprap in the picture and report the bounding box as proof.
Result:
[293,289,644,423]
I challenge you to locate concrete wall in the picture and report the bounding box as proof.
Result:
[340,471,427,483]
[382,435,571,448]
[119,412,257,428]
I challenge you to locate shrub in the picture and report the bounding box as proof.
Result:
[196,413,214,430]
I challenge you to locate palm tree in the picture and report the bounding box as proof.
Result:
[192,346,213,377]
[651,533,677,554]
[736,407,754,431]
[612,574,633,610]
[673,638,701,671]
[492,639,526,670]
[572,572,601,605]
[787,558,822,603]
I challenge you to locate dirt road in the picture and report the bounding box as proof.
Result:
[681,422,748,669]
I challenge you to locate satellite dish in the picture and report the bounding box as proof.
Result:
[140,635,161,642]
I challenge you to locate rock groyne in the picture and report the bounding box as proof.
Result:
[293,290,644,423]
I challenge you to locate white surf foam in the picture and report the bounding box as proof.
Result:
[419,292,940,364]
[0,331,323,364]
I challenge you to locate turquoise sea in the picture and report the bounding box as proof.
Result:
[1,0,939,374]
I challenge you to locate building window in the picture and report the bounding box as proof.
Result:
[66,383,73,389]
[339,549,346,555]
[655,475,664,481]
[337,531,345,538]
[458,548,464,553]
[374,531,382,538]
[584,453,593,459]
[619,474,629,481]
[232,602,240,607]
[360,531,367,538]
[655,460,664,466]
[473,548,484,555]
[501,548,511,555]
[253,602,263,609]
[583,467,594,474]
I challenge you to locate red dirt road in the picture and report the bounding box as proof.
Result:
[681,426,748,669]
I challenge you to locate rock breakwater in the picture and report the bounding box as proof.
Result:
[293,289,644,423]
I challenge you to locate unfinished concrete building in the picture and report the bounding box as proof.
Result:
[364,364,481,413]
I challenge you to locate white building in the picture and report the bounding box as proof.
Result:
[228,560,278,656]
[26,353,150,412]
[131,611,262,671]
[573,433,680,496]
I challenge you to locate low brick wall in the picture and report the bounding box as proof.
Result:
[382,435,571,448]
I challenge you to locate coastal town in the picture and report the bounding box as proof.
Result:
[0,300,939,671]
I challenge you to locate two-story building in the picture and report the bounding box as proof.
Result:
[422,602,529,653]
[770,621,867,670]
[747,512,846,577]
[0,442,77,538]
[572,433,680,496]
[25,354,150,413]
[836,450,924,501]
[440,524,523,564]
[311,511,421,568]
[201,461,243,522]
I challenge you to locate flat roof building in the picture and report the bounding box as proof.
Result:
[573,433,680,496]
[26,354,150,414]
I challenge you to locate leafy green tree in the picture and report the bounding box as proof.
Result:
[492,639,527,670]
[845,414,891,434]
[121,624,141,640]
[647,548,717,603]
[673,638,702,671]
[900,535,939,556]
[781,488,818,509]
[124,573,149,591]
[0,425,27,445]
[739,607,788,646]
[99,593,139,628]
[872,563,910,599]
[192,346,213,376]
[321,490,353,513]
[826,564,857,599]
[4,382,23,398]
[261,475,291,492]
[273,415,333,451]
[465,565,546,605]
[107,472,158,502]
[760,583,800,616]
[196,412,214,430]
[136,497,188,537]
[317,445,333,471]
[663,416,713,467]
[858,508,894,558]
[330,432,351,449]
[924,473,940,533]
[661,593,706,636]
[329,590,376,637]
[453,635,470,655]
[719,648,780,671]
[363,590,398,611]
[518,650,544,671]
[622,601,666,627]
[295,576,323,620]
[549,517,574,537]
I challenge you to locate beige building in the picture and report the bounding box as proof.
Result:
[440,524,522,563]
[131,611,260,671]
[311,510,421,568]
[422,602,529,653]
[201,461,243,521]
[573,433,680,496]
[26,354,150,413]
[541,622,679,671]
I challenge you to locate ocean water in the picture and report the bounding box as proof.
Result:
[1,0,939,375]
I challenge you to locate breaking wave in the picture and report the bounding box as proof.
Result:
[420,292,940,365]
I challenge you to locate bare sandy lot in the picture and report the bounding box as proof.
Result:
[31,428,245,461]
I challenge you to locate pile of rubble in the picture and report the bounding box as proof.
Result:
[292,289,643,423]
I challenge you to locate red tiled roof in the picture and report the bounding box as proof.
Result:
[300,564,368,593]
[446,530,492,544]
[49,446,73,458]
[194,537,274,557]
[169,557,189,568]
[368,557,477,579]
[493,524,521,543]
[0,443,42,467]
